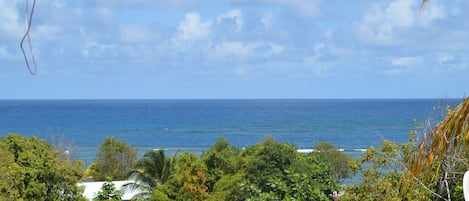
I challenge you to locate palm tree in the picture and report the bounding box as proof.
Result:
[123,149,178,199]
[400,97,469,200]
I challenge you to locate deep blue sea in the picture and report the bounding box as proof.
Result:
[0,99,462,165]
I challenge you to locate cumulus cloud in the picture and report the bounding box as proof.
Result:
[172,12,212,43]
[357,0,416,45]
[218,9,243,31]
[356,0,445,45]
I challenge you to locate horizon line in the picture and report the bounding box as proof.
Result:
[0,97,464,101]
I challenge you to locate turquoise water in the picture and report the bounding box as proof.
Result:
[0,99,460,165]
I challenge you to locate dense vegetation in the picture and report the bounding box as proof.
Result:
[130,137,345,201]
[0,134,85,201]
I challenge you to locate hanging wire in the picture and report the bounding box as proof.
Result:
[20,0,38,75]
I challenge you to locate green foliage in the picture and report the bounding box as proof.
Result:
[313,142,354,184]
[148,137,341,200]
[452,185,465,201]
[0,133,86,201]
[208,173,245,201]
[93,177,122,201]
[87,136,137,181]
[239,137,339,200]
[161,152,209,201]
[149,188,170,201]
[125,149,177,200]
[242,137,299,190]
[202,137,242,191]
[245,169,334,201]
[341,140,430,201]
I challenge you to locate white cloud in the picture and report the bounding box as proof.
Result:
[261,12,276,28]
[172,12,212,47]
[357,0,445,45]
[437,53,455,64]
[264,43,284,57]
[301,43,341,77]
[52,0,66,9]
[212,41,283,61]
[419,4,445,25]
[82,42,116,58]
[218,9,243,31]
[314,43,325,53]
[0,0,23,39]
[357,0,416,45]
[385,56,423,75]
[0,46,16,59]
[303,56,330,77]
[31,24,63,40]
[391,56,422,66]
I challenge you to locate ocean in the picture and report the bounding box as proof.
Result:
[0,99,461,165]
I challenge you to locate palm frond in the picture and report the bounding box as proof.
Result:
[124,149,179,199]
[420,0,430,10]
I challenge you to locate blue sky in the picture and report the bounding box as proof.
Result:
[1,0,468,99]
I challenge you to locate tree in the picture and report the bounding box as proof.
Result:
[93,177,122,201]
[313,142,353,184]
[160,152,209,201]
[243,169,333,201]
[87,136,137,181]
[0,133,86,201]
[240,137,339,200]
[124,149,178,200]
[242,137,299,190]
[202,137,242,191]
[341,139,429,201]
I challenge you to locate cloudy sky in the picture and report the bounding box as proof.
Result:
[1,0,468,99]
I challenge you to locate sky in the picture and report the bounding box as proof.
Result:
[0,0,468,99]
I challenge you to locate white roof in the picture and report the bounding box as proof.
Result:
[78,181,142,201]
